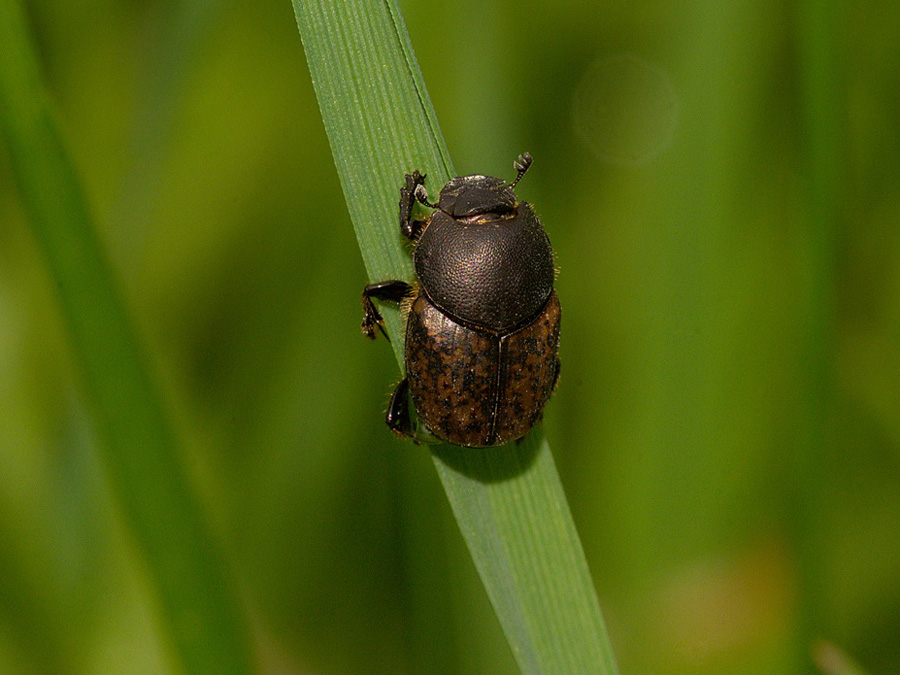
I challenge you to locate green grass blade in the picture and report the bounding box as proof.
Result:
[433,435,619,673]
[0,2,253,673]
[791,0,842,666]
[292,1,618,672]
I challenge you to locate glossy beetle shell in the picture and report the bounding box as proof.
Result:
[413,203,555,333]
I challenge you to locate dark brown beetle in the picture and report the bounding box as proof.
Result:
[361,153,560,448]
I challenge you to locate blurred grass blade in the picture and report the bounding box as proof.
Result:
[292,1,618,672]
[0,2,253,673]
[791,0,842,666]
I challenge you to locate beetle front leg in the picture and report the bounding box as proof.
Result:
[386,377,415,438]
[399,170,432,240]
[361,280,412,340]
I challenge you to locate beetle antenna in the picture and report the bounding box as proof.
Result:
[414,184,438,209]
[509,152,533,189]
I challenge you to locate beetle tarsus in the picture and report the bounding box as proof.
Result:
[361,296,388,340]
[361,280,413,340]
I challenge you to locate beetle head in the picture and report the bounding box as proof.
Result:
[436,153,533,219]
[438,175,517,219]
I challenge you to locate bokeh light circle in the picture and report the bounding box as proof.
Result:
[573,54,679,165]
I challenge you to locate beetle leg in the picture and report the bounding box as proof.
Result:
[551,358,561,392]
[402,217,428,241]
[386,378,415,438]
[399,170,431,240]
[362,280,412,340]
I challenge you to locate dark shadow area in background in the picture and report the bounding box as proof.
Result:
[430,430,541,483]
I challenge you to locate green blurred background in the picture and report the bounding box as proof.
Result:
[1,0,898,673]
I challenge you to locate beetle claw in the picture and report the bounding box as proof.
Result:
[362,280,411,341]
[362,296,389,341]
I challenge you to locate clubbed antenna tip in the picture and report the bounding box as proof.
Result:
[509,152,533,189]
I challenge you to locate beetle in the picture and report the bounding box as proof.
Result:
[361,152,560,448]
